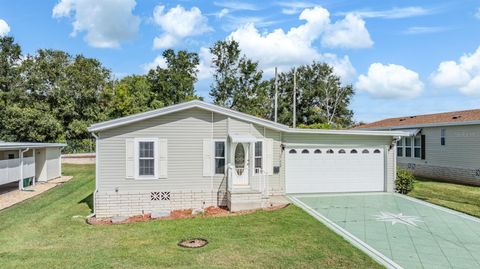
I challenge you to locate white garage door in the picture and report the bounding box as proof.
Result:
[285,147,385,193]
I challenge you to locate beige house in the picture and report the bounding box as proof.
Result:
[357,109,480,185]
[88,101,405,218]
[0,142,65,190]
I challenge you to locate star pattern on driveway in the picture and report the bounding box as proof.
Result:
[374,212,423,227]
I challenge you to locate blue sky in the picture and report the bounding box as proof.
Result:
[1,0,480,122]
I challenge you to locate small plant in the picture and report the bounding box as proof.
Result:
[396,168,415,194]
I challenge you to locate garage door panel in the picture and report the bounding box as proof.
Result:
[286,147,384,193]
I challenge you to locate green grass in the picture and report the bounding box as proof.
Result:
[408,178,480,218]
[0,164,381,269]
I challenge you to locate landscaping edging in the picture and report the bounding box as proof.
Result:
[86,204,289,225]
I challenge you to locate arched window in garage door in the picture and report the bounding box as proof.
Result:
[338,149,346,154]
[362,149,369,154]
[327,149,334,154]
[301,149,309,154]
[314,149,322,154]
[374,149,381,153]
[350,149,358,154]
[289,149,297,154]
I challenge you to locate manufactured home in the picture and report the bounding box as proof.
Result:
[357,109,480,185]
[0,142,65,190]
[88,101,405,218]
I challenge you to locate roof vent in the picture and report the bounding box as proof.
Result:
[399,118,406,121]
[452,115,461,119]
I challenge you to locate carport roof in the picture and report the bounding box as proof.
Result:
[0,142,66,150]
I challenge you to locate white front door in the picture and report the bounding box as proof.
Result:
[233,143,249,185]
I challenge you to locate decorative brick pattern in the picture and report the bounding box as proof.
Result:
[399,163,480,186]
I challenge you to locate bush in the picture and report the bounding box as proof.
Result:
[396,168,415,194]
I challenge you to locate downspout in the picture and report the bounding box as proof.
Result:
[90,132,99,217]
[19,148,29,190]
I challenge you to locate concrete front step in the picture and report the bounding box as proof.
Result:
[227,189,264,212]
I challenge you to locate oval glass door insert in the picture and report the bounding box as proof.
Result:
[234,143,245,175]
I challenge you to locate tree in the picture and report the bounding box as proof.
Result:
[107,75,153,118]
[146,49,201,107]
[273,62,354,128]
[210,40,270,117]
[0,36,22,95]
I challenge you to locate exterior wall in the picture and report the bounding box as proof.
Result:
[46,148,62,180]
[95,107,397,217]
[397,125,480,185]
[35,148,47,181]
[282,133,396,192]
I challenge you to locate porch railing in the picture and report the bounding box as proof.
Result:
[227,163,268,198]
[255,168,269,198]
[0,157,35,186]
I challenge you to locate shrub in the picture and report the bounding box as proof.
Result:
[396,168,415,194]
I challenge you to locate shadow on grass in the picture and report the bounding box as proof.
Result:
[79,192,94,213]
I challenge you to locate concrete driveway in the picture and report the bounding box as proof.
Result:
[289,193,480,269]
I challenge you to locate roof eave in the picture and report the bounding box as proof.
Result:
[361,120,480,130]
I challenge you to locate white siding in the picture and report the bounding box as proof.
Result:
[46,148,61,180]
[398,125,480,169]
[97,107,396,195]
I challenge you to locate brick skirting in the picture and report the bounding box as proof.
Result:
[399,163,480,186]
[95,190,228,218]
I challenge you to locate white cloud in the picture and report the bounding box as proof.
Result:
[197,47,214,80]
[226,6,364,82]
[430,46,480,97]
[356,63,424,99]
[475,8,480,19]
[277,1,315,15]
[213,1,260,11]
[217,8,229,18]
[403,26,450,35]
[342,6,432,19]
[322,13,373,49]
[153,5,211,49]
[52,0,139,48]
[143,55,167,72]
[0,19,10,36]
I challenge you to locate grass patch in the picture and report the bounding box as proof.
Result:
[408,177,480,218]
[0,164,381,269]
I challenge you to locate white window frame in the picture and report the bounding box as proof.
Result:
[213,139,226,175]
[404,137,412,157]
[254,140,263,174]
[397,139,403,157]
[413,135,421,158]
[134,138,158,180]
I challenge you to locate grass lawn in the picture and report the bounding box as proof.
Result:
[408,178,480,218]
[0,164,381,269]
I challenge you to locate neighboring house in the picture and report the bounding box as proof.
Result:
[0,142,66,190]
[88,100,405,218]
[356,109,480,185]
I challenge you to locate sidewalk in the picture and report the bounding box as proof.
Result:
[0,176,73,210]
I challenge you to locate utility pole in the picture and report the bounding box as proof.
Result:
[274,67,278,123]
[293,67,297,128]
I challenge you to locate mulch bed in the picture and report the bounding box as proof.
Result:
[86,204,289,225]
